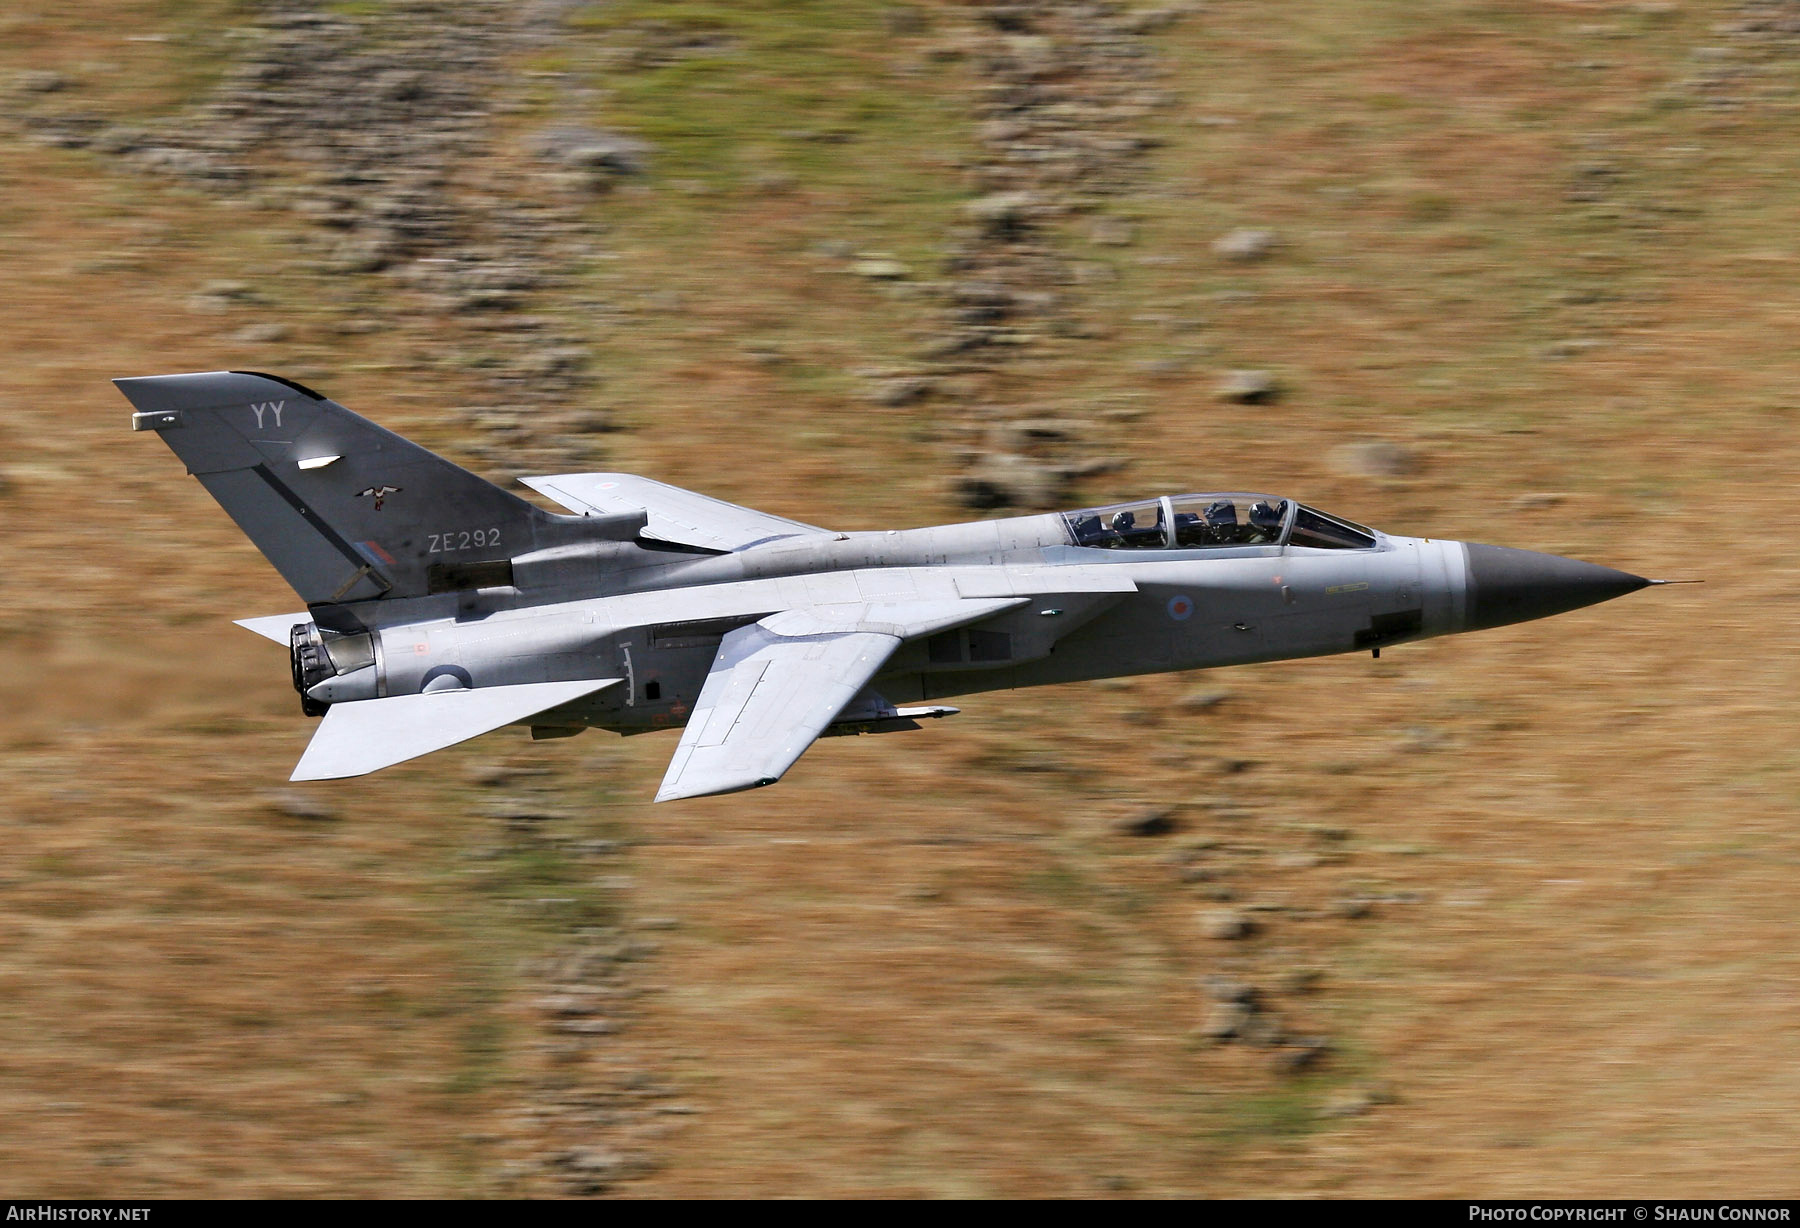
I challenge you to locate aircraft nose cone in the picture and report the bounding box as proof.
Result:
[1462,543,1651,632]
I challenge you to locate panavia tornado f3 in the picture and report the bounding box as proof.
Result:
[120,371,1666,802]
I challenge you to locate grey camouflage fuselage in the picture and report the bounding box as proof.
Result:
[328,515,1466,732]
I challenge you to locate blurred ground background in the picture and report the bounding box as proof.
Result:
[0,0,1795,1198]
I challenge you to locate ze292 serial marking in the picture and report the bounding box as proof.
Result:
[427,528,501,553]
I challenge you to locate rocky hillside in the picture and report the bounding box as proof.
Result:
[1,0,1796,1197]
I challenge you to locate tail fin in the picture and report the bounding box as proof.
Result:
[118,371,628,605]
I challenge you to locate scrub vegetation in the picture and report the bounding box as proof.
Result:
[0,0,1795,1197]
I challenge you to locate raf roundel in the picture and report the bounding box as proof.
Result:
[1167,595,1195,622]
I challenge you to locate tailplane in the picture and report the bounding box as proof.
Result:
[290,678,621,780]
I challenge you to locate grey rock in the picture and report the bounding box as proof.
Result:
[1239,1011,1285,1047]
[1332,440,1418,479]
[1089,218,1137,247]
[1321,1088,1375,1118]
[868,376,935,407]
[520,347,589,379]
[482,798,566,823]
[749,171,797,195]
[1544,338,1604,359]
[1115,806,1178,837]
[260,788,339,821]
[1121,6,1193,35]
[1398,725,1448,751]
[465,762,545,787]
[18,71,70,94]
[1509,492,1568,511]
[1136,355,1192,378]
[130,145,238,181]
[1322,1082,1397,1118]
[964,191,1038,237]
[952,451,1068,510]
[375,68,426,102]
[883,5,929,35]
[978,118,1030,144]
[536,994,598,1017]
[21,113,103,149]
[1197,1000,1254,1040]
[1201,975,1258,1004]
[743,345,790,367]
[456,287,522,312]
[1278,966,1325,995]
[851,257,910,280]
[950,279,1018,323]
[196,280,256,304]
[1216,369,1280,404]
[1199,908,1254,940]
[1214,228,1279,261]
[563,409,620,435]
[89,126,148,156]
[1000,417,1082,448]
[535,125,653,176]
[555,1147,651,1189]
[231,322,291,345]
[1271,1035,1331,1075]
[1176,688,1230,712]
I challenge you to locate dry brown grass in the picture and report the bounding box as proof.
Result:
[2,0,1797,1198]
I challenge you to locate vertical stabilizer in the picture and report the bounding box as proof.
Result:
[118,371,614,604]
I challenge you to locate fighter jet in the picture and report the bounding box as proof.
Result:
[119,370,1664,802]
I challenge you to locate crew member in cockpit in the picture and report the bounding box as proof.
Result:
[1203,500,1238,544]
[1247,499,1285,544]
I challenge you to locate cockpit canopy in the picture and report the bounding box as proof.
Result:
[1062,494,1379,552]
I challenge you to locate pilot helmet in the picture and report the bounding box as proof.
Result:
[1204,500,1236,525]
[1249,500,1284,531]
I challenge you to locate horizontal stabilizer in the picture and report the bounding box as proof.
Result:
[522,471,828,552]
[291,678,620,781]
[235,612,311,644]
